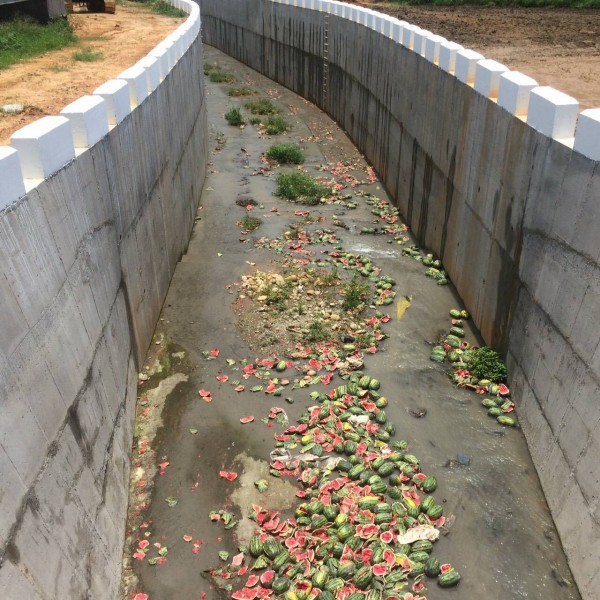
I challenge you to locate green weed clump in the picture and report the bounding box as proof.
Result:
[228,87,257,97]
[306,319,329,342]
[265,115,289,135]
[224,107,244,126]
[0,17,77,70]
[209,70,236,83]
[465,347,507,382]
[245,98,278,115]
[240,215,262,231]
[266,143,304,164]
[342,276,371,310]
[152,0,186,16]
[72,47,103,62]
[276,172,330,205]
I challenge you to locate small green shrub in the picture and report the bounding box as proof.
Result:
[203,62,219,74]
[224,107,244,126]
[240,215,262,231]
[342,276,371,310]
[72,47,103,62]
[466,347,507,382]
[228,87,257,97]
[152,0,186,16]
[266,144,304,164]
[209,70,235,83]
[265,115,288,135]
[249,117,262,125]
[306,319,329,342]
[276,172,330,205]
[245,98,278,115]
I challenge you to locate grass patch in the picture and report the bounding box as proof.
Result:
[263,281,292,310]
[48,63,70,73]
[342,276,371,311]
[266,143,304,164]
[152,0,186,16]
[204,62,219,74]
[209,70,236,83]
[72,47,103,62]
[265,115,289,135]
[245,98,278,115]
[276,172,330,205]
[228,87,257,97]
[306,319,330,343]
[464,347,507,382]
[0,17,77,70]
[225,107,245,126]
[249,117,262,125]
[239,215,262,231]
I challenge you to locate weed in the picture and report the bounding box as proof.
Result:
[209,70,235,83]
[0,17,77,70]
[296,301,306,316]
[225,107,244,126]
[152,0,186,16]
[249,117,262,125]
[48,63,70,73]
[276,172,330,205]
[342,275,371,311]
[263,282,291,310]
[240,215,262,231]
[465,347,507,382]
[72,47,103,62]
[317,267,339,287]
[203,62,219,74]
[228,87,257,97]
[265,115,289,135]
[266,143,304,164]
[245,98,278,115]
[306,319,329,342]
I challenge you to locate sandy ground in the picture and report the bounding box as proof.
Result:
[353,2,600,110]
[120,45,581,600]
[0,2,184,144]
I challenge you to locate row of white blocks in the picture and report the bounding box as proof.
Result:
[0,0,201,210]
[272,0,600,161]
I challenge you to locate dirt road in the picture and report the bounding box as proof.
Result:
[0,2,184,145]
[353,2,600,110]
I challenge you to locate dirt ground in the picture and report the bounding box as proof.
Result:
[353,2,600,110]
[0,2,184,145]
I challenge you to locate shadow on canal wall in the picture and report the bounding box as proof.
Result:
[0,1,207,597]
[198,0,600,596]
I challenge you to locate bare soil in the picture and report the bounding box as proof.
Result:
[354,2,600,109]
[0,2,184,145]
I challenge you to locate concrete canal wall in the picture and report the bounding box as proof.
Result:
[199,0,600,596]
[0,2,207,597]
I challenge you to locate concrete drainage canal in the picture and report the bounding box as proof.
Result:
[120,47,580,600]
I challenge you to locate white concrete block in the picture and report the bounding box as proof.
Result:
[343,5,352,19]
[151,42,173,74]
[118,65,149,107]
[168,32,184,59]
[574,108,600,161]
[424,34,446,64]
[0,147,26,209]
[381,14,392,37]
[439,41,464,73]
[351,7,360,22]
[474,59,509,99]
[401,23,418,49]
[60,95,109,149]
[11,116,75,180]
[527,86,579,140]
[455,49,484,85]
[136,57,161,92]
[413,29,431,57]
[497,71,538,116]
[392,20,407,44]
[93,80,131,127]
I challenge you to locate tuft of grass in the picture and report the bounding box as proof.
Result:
[276,172,330,205]
[245,98,278,115]
[152,0,186,16]
[224,107,244,126]
[209,70,235,83]
[228,86,257,97]
[72,47,103,62]
[249,117,262,125]
[0,17,77,70]
[263,281,292,310]
[48,63,70,73]
[203,62,219,74]
[266,143,304,165]
[306,319,330,343]
[342,275,371,311]
[265,115,289,135]
[239,215,262,231]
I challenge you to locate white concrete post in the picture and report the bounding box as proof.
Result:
[474,59,509,99]
[60,95,109,149]
[93,80,131,127]
[0,147,26,209]
[527,86,579,141]
[455,49,484,85]
[574,108,600,161]
[424,35,446,64]
[497,71,538,117]
[438,41,463,73]
[118,65,150,108]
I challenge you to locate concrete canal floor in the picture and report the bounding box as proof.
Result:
[120,46,581,600]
